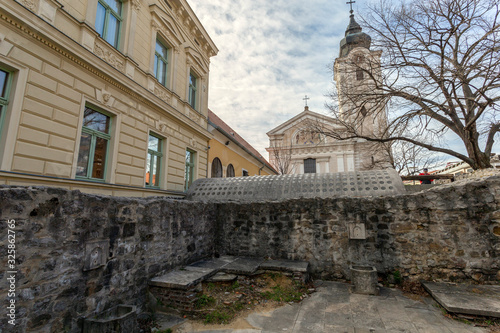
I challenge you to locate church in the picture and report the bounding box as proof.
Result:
[266,8,391,174]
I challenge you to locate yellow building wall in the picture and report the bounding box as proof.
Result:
[208,131,276,177]
[0,0,217,197]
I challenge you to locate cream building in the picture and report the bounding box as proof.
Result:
[0,0,217,197]
[266,11,390,174]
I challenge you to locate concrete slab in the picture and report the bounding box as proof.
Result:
[223,257,265,275]
[423,282,500,318]
[149,269,209,289]
[259,259,309,273]
[187,256,236,271]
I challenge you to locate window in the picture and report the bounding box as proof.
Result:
[360,106,367,117]
[76,107,111,180]
[96,0,122,48]
[184,149,195,190]
[356,68,364,81]
[0,68,12,137]
[226,164,235,177]
[304,158,316,174]
[146,134,163,187]
[154,39,168,86]
[211,157,222,178]
[242,169,249,177]
[188,72,197,110]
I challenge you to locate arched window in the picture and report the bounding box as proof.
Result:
[211,157,223,178]
[226,164,235,177]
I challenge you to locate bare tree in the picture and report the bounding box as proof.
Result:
[325,0,500,170]
[391,140,442,176]
[267,142,295,175]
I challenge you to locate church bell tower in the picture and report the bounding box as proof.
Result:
[334,2,386,137]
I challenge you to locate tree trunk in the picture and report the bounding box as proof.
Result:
[464,134,492,169]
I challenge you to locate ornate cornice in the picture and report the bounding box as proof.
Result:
[94,42,125,72]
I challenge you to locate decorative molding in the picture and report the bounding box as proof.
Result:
[19,0,37,11]
[154,86,171,103]
[131,0,141,11]
[94,42,125,72]
[152,20,161,31]
[155,120,167,133]
[102,93,111,104]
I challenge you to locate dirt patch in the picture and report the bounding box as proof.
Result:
[171,272,313,332]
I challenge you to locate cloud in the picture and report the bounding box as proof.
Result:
[189,0,351,158]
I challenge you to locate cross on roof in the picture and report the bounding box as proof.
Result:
[346,0,356,14]
[303,95,310,107]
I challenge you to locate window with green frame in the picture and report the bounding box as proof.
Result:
[188,72,197,110]
[76,107,111,180]
[0,68,12,137]
[184,149,195,191]
[146,133,163,187]
[96,0,122,48]
[154,39,168,86]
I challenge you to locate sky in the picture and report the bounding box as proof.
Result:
[188,0,350,160]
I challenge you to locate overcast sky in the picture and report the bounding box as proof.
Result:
[189,0,496,167]
[189,0,350,159]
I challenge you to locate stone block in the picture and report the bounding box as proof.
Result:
[349,223,366,239]
[83,240,109,271]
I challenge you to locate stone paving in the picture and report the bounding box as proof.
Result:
[170,280,489,333]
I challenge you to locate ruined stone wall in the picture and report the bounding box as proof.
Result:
[0,186,216,332]
[216,176,500,282]
[1,177,499,332]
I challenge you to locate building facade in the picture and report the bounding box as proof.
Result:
[0,0,217,197]
[208,110,277,178]
[266,12,391,175]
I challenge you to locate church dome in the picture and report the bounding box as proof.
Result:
[339,14,371,57]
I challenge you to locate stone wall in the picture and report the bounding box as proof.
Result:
[215,176,500,282]
[1,176,499,332]
[0,186,216,332]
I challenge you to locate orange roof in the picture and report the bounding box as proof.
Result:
[208,109,277,174]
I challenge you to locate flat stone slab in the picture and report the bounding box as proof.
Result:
[222,257,264,275]
[149,269,209,290]
[259,259,309,273]
[206,272,238,283]
[186,255,236,271]
[423,282,500,318]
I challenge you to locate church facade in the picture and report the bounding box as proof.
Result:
[266,11,391,175]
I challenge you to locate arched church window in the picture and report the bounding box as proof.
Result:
[226,164,235,177]
[211,157,223,178]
